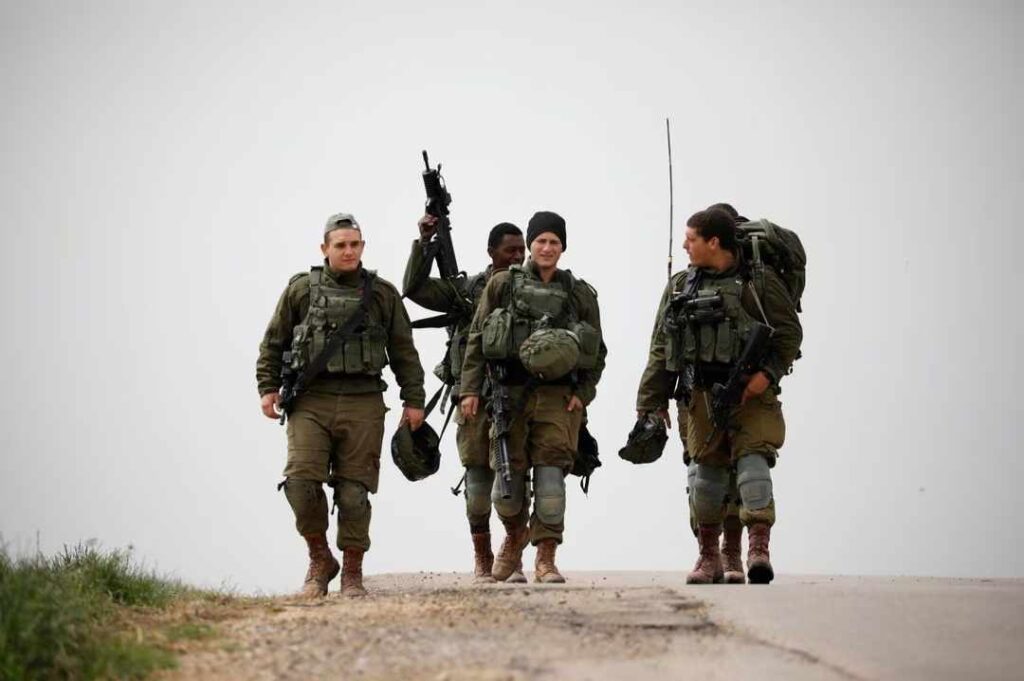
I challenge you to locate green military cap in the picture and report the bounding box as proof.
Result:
[324,212,362,235]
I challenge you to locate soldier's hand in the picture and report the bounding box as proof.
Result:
[741,371,771,405]
[402,406,426,431]
[260,392,281,419]
[566,395,584,412]
[461,395,479,420]
[418,214,438,240]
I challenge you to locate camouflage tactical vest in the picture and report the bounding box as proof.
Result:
[663,268,760,372]
[482,265,601,370]
[289,267,388,376]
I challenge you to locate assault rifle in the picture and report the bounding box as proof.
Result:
[405,151,474,328]
[705,321,774,435]
[486,362,515,500]
[278,351,297,425]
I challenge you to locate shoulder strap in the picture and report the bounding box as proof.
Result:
[682,267,702,297]
[293,270,375,394]
[308,266,324,306]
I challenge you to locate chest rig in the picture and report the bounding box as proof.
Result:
[663,268,761,374]
[482,265,601,370]
[289,267,388,377]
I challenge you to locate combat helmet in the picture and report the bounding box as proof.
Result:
[391,422,441,481]
[618,413,668,464]
[519,327,580,380]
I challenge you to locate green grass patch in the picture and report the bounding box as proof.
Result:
[0,541,223,680]
[164,621,217,642]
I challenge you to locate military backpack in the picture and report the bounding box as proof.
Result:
[736,219,807,311]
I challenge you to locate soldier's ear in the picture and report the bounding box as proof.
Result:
[320,241,329,256]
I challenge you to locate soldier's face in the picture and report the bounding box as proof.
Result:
[321,228,365,272]
[530,232,563,269]
[684,226,714,267]
[489,234,526,269]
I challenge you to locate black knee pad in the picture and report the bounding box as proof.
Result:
[282,478,328,535]
[334,480,369,520]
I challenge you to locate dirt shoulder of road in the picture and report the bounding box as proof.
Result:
[155,572,1024,681]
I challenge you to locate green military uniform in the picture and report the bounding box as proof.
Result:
[257,263,425,551]
[461,260,606,545]
[402,240,495,531]
[636,264,801,527]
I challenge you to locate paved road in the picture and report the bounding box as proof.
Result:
[549,572,1024,680]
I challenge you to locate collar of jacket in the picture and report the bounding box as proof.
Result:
[323,260,365,287]
[524,258,566,284]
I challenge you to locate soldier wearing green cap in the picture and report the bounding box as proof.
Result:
[257,212,426,598]
[460,210,606,584]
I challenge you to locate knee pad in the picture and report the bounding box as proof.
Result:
[282,478,328,535]
[737,454,773,511]
[533,466,566,526]
[465,466,494,518]
[491,470,526,518]
[334,480,369,520]
[283,478,323,505]
[692,464,730,518]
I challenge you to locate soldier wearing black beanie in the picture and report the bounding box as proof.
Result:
[526,211,567,251]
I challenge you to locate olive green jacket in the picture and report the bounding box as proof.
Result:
[460,260,607,406]
[256,263,426,408]
[402,239,492,397]
[635,265,802,412]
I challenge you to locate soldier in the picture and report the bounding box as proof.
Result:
[257,213,426,598]
[677,203,749,583]
[460,211,606,583]
[402,217,526,583]
[635,207,801,585]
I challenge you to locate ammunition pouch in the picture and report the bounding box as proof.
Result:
[571,320,601,370]
[482,307,514,359]
[289,268,386,378]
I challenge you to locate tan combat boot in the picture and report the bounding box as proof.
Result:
[491,520,529,582]
[746,523,774,585]
[471,532,496,583]
[534,539,565,583]
[300,534,340,598]
[507,558,527,584]
[721,516,746,584]
[686,524,724,585]
[340,547,367,597]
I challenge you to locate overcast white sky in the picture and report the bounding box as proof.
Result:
[1,1,1021,594]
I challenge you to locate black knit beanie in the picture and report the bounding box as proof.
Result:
[526,211,567,251]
